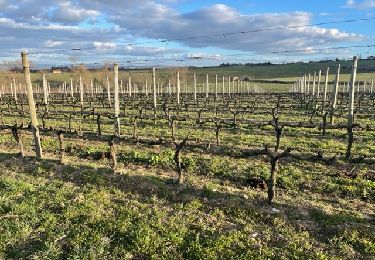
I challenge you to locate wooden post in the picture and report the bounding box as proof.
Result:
[312,72,316,97]
[348,57,357,126]
[79,76,84,108]
[193,73,197,102]
[10,82,14,97]
[222,76,225,97]
[177,71,180,105]
[235,78,238,94]
[346,56,358,160]
[106,76,111,104]
[64,81,67,96]
[145,78,148,96]
[42,74,48,105]
[13,78,18,103]
[363,79,367,93]
[323,67,329,103]
[153,67,157,109]
[215,74,218,99]
[228,77,231,97]
[330,64,340,124]
[91,80,94,98]
[70,78,74,98]
[21,51,42,159]
[114,64,120,136]
[316,70,321,99]
[206,74,209,99]
[307,73,311,94]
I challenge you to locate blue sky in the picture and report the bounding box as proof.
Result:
[0,0,374,68]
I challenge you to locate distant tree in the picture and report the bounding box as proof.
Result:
[1,59,26,86]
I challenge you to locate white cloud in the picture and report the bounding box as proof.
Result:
[0,0,367,65]
[120,46,173,56]
[186,53,222,60]
[107,4,361,52]
[44,40,64,47]
[345,0,375,9]
[93,42,117,50]
[346,0,356,6]
[91,43,180,57]
[51,1,100,24]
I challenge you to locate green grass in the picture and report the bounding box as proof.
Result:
[0,130,374,259]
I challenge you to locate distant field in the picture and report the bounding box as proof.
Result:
[1,59,375,93]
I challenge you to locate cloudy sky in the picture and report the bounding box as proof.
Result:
[0,0,375,67]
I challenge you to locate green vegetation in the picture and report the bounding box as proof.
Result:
[0,60,374,258]
[0,124,374,258]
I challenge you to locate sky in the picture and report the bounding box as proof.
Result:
[0,0,375,68]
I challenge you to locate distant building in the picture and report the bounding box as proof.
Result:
[232,76,253,81]
[51,69,62,74]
